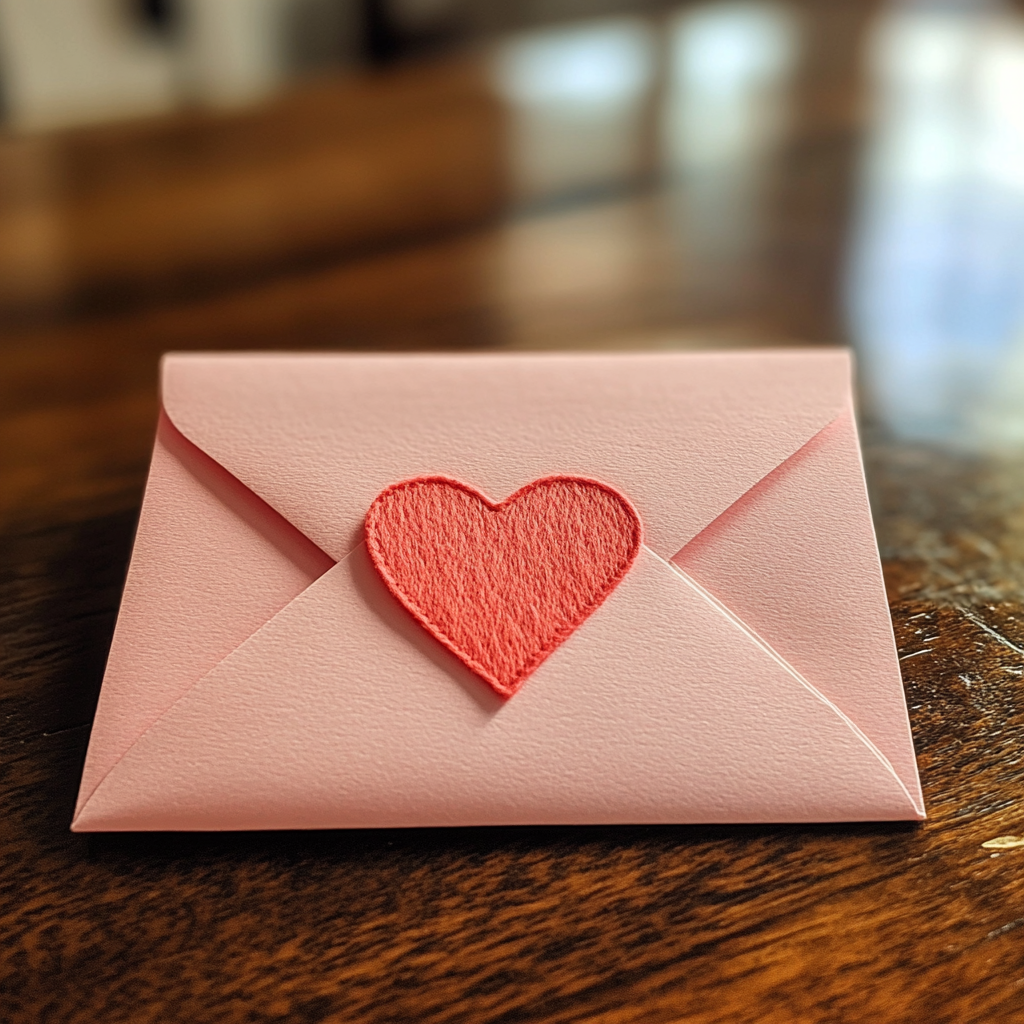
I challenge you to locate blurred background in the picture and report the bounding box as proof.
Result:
[6,0,1024,530]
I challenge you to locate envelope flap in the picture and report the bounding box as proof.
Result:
[162,350,851,560]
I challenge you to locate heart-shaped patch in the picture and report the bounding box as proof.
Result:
[365,476,642,697]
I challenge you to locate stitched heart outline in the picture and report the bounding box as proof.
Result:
[365,475,642,697]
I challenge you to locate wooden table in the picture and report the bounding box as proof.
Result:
[3,3,1024,1020]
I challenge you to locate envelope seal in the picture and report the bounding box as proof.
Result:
[365,475,642,697]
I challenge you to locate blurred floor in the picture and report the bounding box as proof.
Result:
[4,2,1023,432]
[0,0,846,326]
[0,0,869,532]
[4,1,1024,511]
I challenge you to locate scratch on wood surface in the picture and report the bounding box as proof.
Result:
[960,610,1024,657]
[986,918,1024,940]
[899,649,933,661]
[981,836,1024,850]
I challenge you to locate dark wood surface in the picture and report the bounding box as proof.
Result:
[4,2,1024,1020]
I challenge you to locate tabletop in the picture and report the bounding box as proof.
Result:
[3,1,1024,1021]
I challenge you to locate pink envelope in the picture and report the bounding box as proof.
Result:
[72,350,925,831]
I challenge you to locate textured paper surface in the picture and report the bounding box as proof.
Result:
[673,408,920,794]
[78,545,917,829]
[73,349,924,830]
[160,351,850,559]
[76,415,334,807]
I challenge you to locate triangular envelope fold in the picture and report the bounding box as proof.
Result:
[74,415,334,814]
[74,546,920,831]
[672,407,921,803]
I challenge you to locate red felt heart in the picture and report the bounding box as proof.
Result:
[365,476,642,697]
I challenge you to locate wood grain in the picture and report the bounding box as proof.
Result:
[3,2,1024,1020]
[0,58,508,315]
